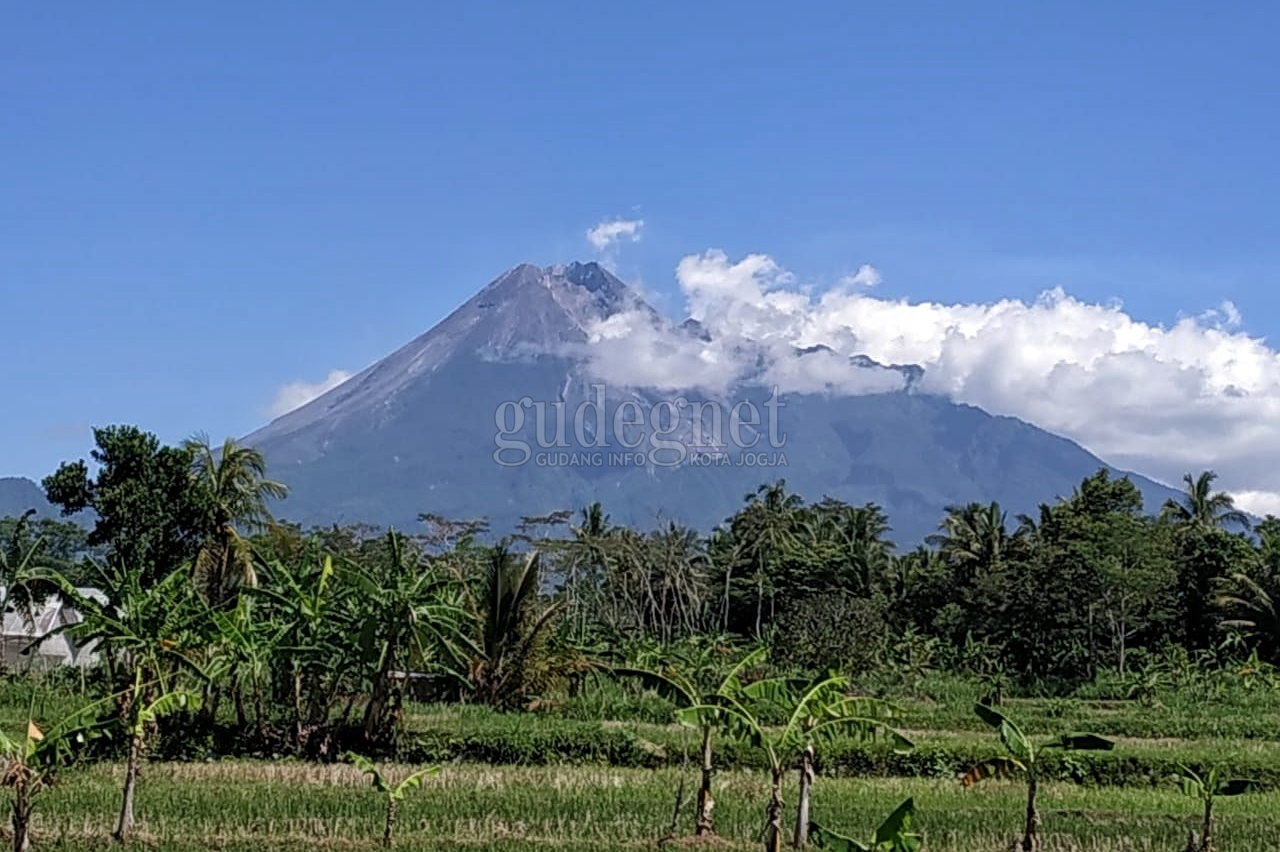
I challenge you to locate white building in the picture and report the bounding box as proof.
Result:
[0,588,107,671]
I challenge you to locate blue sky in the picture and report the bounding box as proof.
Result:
[6,2,1280,499]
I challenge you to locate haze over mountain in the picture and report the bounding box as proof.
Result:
[242,262,1180,544]
[0,477,54,519]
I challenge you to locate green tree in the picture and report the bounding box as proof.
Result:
[929,501,1012,586]
[347,531,474,744]
[0,513,93,582]
[1160,471,1250,531]
[43,426,209,585]
[1170,527,1258,651]
[1216,571,1280,662]
[728,480,805,637]
[184,434,288,607]
[468,547,576,708]
[0,701,106,852]
[251,551,352,751]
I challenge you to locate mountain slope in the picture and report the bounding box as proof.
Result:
[244,262,1181,545]
[0,477,54,519]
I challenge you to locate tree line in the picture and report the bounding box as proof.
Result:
[1,425,1277,747]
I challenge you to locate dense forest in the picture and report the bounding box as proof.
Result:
[3,423,1280,850]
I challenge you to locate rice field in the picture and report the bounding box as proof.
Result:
[14,762,1280,851]
[5,678,1280,849]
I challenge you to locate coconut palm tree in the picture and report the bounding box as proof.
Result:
[468,547,577,708]
[1160,471,1250,531]
[929,502,1010,584]
[183,435,289,607]
[1216,572,1279,659]
[734,481,805,637]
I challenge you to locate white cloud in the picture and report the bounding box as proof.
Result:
[586,217,645,251]
[1231,491,1280,518]
[266,369,353,418]
[840,264,882,289]
[571,249,1280,502]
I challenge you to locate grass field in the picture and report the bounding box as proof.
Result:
[3,676,1280,850]
[16,763,1280,851]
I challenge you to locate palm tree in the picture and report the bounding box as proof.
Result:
[468,547,570,708]
[734,480,804,637]
[811,500,893,596]
[184,435,289,606]
[929,502,1010,583]
[1216,573,1279,659]
[1160,471,1250,531]
[564,503,613,640]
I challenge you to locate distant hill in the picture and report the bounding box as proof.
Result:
[0,477,53,519]
[241,261,1182,546]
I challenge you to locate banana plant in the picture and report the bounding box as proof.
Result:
[0,695,108,852]
[962,703,1114,852]
[347,752,440,848]
[1172,763,1257,852]
[116,682,202,841]
[612,644,765,836]
[45,564,210,842]
[809,797,922,851]
[682,674,911,852]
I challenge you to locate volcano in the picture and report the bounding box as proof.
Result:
[242,261,1177,544]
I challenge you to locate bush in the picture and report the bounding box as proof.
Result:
[772,594,885,676]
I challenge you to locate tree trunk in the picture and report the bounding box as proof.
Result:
[204,680,223,729]
[1021,773,1039,851]
[755,571,764,638]
[232,670,248,731]
[113,733,143,842]
[292,667,305,752]
[1118,622,1127,678]
[12,783,31,852]
[793,743,815,847]
[383,797,396,848]
[763,767,784,852]
[721,565,733,632]
[695,726,715,836]
[364,663,402,745]
[1201,797,1213,852]
[254,681,267,744]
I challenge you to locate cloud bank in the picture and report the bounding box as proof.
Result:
[579,249,1280,508]
[267,369,353,418]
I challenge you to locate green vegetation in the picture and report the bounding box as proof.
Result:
[345,752,439,848]
[1,424,1280,848]
[810,797,921,852]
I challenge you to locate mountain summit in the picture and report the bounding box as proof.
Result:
[243,262,1176,543]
